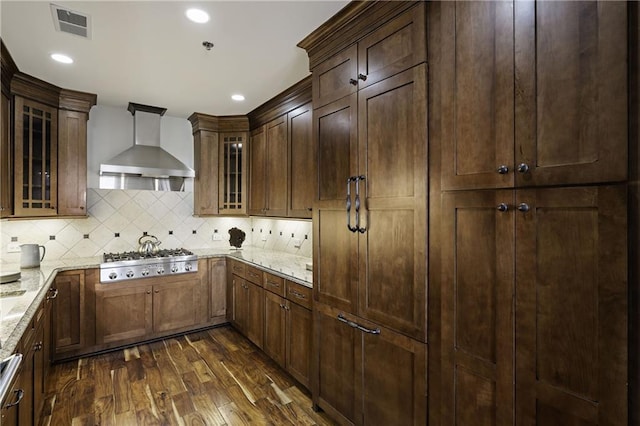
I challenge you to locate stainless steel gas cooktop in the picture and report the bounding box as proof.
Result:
[99,248,198,283]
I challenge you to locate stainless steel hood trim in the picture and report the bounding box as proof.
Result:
[100,145,194,178]
[98,103,195,189]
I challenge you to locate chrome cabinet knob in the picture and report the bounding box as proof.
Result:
[517,203,530,212]
[497,203,509,212]
[517,163,530,173]
[349,78,357,85]
[358,73,367,81]
[497,165,509,174]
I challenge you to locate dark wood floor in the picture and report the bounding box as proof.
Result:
[42,326,336,426]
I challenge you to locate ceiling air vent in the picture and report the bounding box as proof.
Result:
[50,4,91,39]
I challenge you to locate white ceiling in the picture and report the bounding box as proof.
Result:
[0,1,348,118]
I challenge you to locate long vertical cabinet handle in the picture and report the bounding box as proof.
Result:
[346,177,358,232]
[355,175,366,233]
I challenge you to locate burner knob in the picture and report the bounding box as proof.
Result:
[157,268,165,275]
[141,269,150,276]
[184,263,192,271]
[171,266,178,273]
[126,270,135,278]
[109,272,117,280]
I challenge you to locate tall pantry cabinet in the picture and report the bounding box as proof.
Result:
[299,2,428,425]
[430,1,629,425]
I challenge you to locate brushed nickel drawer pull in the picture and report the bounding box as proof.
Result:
[290,290,306,299]
[337,313,358,329]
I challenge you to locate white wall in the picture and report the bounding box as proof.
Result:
[86,104,194,191]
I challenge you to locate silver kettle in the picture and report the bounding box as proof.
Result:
[138,235,161,256]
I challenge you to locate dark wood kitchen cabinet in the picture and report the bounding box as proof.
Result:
[95,264,208,347]
[52,269,96,361]
[288,102,314,218]
[231,277,264,349]
[313,303,427,426]
[57,89,96,216]
[0,40,17,218]
[11,74,95,218]
[13,96,58,217]
[300,2,429,424]
[264,290,287,366]
[249,115,288,217]
[189,114,249,216]
[314,64,428,341]
[439,1,627,190]
[1,91,12,218]
[209,257,227,323]
[430,2,631,426]
[440,186,628,425]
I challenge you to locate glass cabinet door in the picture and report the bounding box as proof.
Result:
[219,132,247,214]
[14,96,57,216]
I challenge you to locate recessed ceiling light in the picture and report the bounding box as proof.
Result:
[232,94,245,101]
[50,53,73,64]
[186,8,209,23]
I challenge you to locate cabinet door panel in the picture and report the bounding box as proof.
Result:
[315,94,357,202]
[232,276,248,331]
[96,285,152,344]
[440,1,515,190]
[358,65,427,340]
[57,110,87,216]
[53,271,84,350]
[153,278,201,333]
[194,130,219,215]
[357,2,426,90]
[288,102,314,218]
[358,322,427,426]
[264,291,286,367]
[265,116,288,216]
[441,190,515,426]
[313,303,357,425]
[314,208,358,313]
[13,97,57,216]
[312,44,357,108]
[515,185,627,425]
[1,92,12,217]
[246,282,264,349]
[514,1,627,186]
[286,302,312,389]
[249,126,266,215]
[209,258,226,320]
[219,132,247,214]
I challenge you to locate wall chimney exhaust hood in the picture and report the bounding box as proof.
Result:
[99,103,195,191]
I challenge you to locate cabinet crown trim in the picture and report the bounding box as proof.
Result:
[247,76,311,130]
[188,113,249,133]
[59,88,97,113]
[297,1,416,70]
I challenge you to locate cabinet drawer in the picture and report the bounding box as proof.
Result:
[245,266,263,286]
[286,281,312,309]
[264,272,285,297]
[229,260,246,279]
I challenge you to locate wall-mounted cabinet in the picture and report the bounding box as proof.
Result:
[248,77,313,219]
[189,114,249,216]
[5,70,95,218]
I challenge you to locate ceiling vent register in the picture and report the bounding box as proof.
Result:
[50,4,91,39]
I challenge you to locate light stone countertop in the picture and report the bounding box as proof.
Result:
[0,247,311,359]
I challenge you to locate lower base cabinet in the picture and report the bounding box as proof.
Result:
[313,302,427,426]
[95,266,207,347]
[232,278,264,349]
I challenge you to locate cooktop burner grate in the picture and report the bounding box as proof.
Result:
[103,248,195,263]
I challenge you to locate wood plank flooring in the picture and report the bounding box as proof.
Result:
[41,326,336,426]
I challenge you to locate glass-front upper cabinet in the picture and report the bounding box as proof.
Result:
[14,96,58,216]
[219,132,247,215]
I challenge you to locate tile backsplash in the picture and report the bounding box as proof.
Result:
[0,189,311,264]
